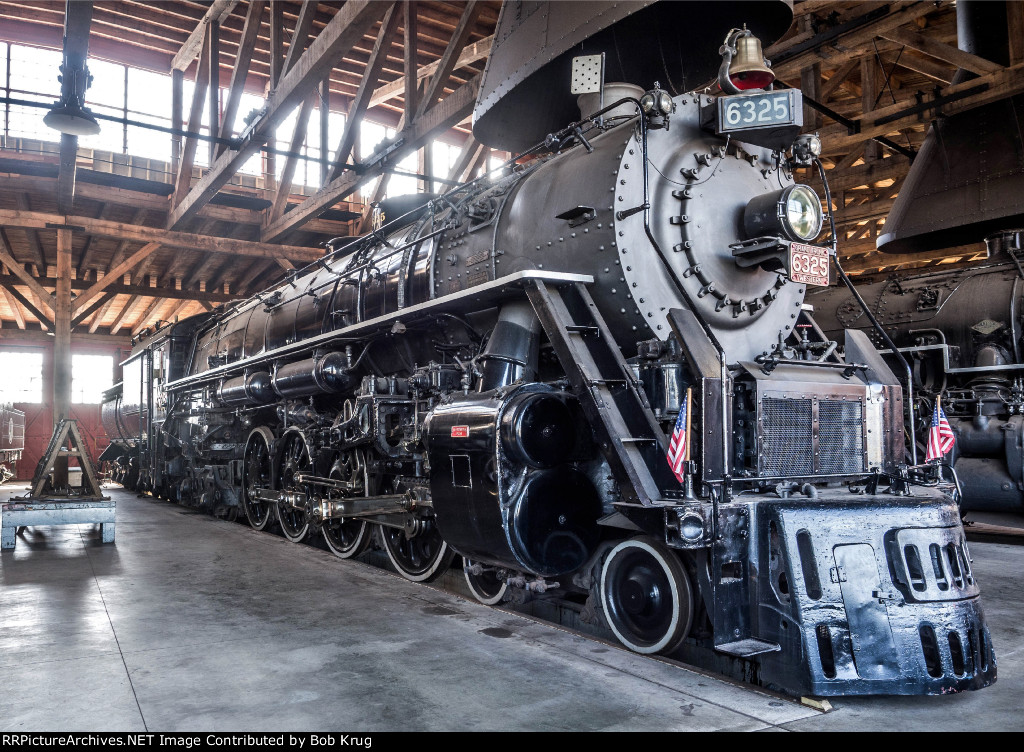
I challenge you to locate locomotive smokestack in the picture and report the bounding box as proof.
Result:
[877,1,1024,255]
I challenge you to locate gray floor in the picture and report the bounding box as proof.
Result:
[1,485,1020,732]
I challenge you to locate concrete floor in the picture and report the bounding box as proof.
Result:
[1,484,1020,732]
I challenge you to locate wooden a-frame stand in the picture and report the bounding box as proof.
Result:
[2,418,114,550]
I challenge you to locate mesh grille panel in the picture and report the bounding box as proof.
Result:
[761,398,813,475]
[819,400,865,474]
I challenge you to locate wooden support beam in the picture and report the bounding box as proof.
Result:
[891,49,956,85]
[0,269,239,305]
[770,3,938,79]
[841,243,987,274]
[13,195,47,269]
[131,297,166,335]
[824,62,1024,153]
[54,228,72,452]
[329,3,402,181]
[1,287,26,329]
[73,242,162,315]
[861,54,880,161]
[88,294,117,334]
[404,1,418,122]
[172,69,183,175]
[168,0,390,230]
[0,209,324,263]
[0,228,55,310]
[71,292,115,329]
[282,0,319,76]
[173,25,213,206]
[108,295,141,335]
[171,0,238,71]
[879,26,1002,77]
[207,18,221,166]
[833,197,896,226]
[263,75,480,242]
[820,60,859,102]
[1010,1,1024,66]
[270,93,316,222]
[218,1,265,156]
[164,298,195,324]
[446,135,482,183]
[108,208,148,270]
[0,282,53,331]
[369,34,491,109]
[801,61,823,130]
[416,1,483,119]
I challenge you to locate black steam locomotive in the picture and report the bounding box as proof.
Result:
[811,230,1024,516]
[100,1,996,697]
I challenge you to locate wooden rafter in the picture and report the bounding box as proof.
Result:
[168,0,391,230]
[171,0,237,71]
[404,1,418,121]
[0,227,54,311]
[173,23,213,206]
[73,242,162,315]
[270,93,316,222]
[0,281,53,330]
[108,295,141,335]
[416,1,482,119]
[1,287,26,329]
[218,0,265,156]
[329,2,402,182]
[0,209,323,263]
[71,291,115,329]
[87,294,117,334]
[263,74,480,242]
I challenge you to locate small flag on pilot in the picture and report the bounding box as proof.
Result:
[926,397,955,462]
[667,389,691,482]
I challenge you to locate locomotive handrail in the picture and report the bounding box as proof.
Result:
[164,271,594,392]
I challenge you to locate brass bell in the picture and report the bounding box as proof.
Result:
[729,32,774,90]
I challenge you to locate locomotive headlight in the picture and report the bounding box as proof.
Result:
[658,91,673,113]
[640,89,673,116]
[743,184,823,242]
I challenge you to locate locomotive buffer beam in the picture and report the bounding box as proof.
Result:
[525,280,676,506]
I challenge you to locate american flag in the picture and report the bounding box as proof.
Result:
[667,390,691,482]
[926,398,956,462]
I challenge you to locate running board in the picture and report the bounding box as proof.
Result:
[525,280,676,506]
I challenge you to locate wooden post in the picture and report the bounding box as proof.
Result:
[208,20,221,166]
[320,76,331,187]
[172,69,183,176]
[53,227,73,487]
[861,55,880,161]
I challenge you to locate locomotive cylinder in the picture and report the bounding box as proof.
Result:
[272,352,355,398]
[217,371,274,407]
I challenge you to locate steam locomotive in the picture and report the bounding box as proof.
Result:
[0,403,25,483]
[810,230,1024,515]
[100,2,996,697]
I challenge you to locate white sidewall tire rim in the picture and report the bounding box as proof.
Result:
[600,538,681,654]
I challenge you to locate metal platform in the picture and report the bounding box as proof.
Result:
[1,498,115,550]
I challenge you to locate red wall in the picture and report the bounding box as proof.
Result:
[0,341,128,480]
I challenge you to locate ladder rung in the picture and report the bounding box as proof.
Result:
[589,378,627,386]
[620,437,658,444]
[565,324,600,335]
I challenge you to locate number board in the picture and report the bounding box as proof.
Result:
[789,243,831,287]
[718,90,796,133]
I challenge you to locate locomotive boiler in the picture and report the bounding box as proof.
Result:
[101,1,995,697]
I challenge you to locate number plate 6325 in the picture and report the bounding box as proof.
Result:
[789,243,831,287]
